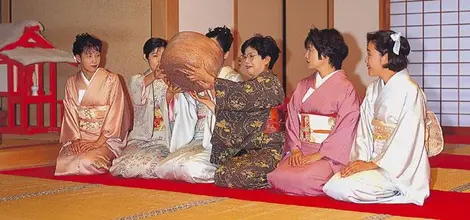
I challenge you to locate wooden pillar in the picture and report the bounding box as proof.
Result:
[1,0,11,23]
[379,0,390,30]
[151,0,179,40]
[328,0,334,28]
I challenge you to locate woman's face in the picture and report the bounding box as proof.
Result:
[304,44,324,70]
[242,46,270,79]
[365,41,386,77]
[146,47,164,71]
[76,48,101,75]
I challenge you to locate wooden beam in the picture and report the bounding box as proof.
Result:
[151,0,179,40]
[1,0,11,23]
[232,0,239,65]
[327,0,334,28]
[379,0,390,30]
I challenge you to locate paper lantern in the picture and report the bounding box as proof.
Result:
[161,31,224,92]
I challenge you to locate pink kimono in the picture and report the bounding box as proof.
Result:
[55,68,132,176]
[267,70,360,196]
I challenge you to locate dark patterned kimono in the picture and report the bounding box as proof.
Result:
[210,71,285,189]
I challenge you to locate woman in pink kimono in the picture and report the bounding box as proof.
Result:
[55,33,132,176]
[267,28,361,196]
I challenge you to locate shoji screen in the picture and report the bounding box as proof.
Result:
[390,0,470,127]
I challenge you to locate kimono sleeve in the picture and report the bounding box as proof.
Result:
[128,74,148,106]
[350,87,376,161]
[101,74,132,141]
[283,82,304,154]
[371,91,427,179]
[318,84,361,165]
[214,73,285,112]
[59,78,81,143]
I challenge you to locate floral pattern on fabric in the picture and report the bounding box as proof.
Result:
[153,108,165,131]
[210,71,285,189]
[109,140,170,178]
[214,148,282,189]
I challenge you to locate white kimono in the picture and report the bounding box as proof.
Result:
[323,69,431,206]
[109,71,171,178]
[153,66,242,183]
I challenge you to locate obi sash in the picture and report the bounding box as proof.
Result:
[372,119,396,157]
[298,112,337,144]
[372,110,444,158]
[424,111,443,157]
[77,105,109,133]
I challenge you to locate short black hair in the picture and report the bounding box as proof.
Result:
[206,26,233,53]
[72,33,102,56]
[304,28,348,70]
[367,30,411,72]
[241,34,280,70]
[143,37,167,59]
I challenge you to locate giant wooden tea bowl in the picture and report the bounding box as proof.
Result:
[161,31,224,92]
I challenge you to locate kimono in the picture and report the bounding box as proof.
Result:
[153,66,243,183]
[109,71,171,178]
[267,70,361,196]
[211,71,285,189]
[55,68,131,176]
[323,69,431,206]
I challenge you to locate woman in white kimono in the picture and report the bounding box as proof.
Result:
[110,38,180,178]
[153,27,243,183]
[323,30,442,206]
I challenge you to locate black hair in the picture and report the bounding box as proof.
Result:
[304,28,348,70]
[206,26,233,53]
[72,33,102,56]
[143,37,168,59]
[241,34,280,70]
[367,30,411,72]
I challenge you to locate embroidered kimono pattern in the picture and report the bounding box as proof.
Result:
[153,66,244,184]
[211,71,285,189]
[109,71,171,178]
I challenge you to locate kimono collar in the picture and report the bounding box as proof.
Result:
[379,68,409,90]
[375,69,409,108]
[315,70,340,88]
[81,68,100,86]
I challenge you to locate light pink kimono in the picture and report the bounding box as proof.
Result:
[267,71,360,196]
[55,68,132,176]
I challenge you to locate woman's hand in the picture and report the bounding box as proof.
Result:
[181,61,216,86]
[190,90,215,113]
[288,148,304,167]
[340,160,378,178]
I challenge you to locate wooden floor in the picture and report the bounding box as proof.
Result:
[0,133,60,171]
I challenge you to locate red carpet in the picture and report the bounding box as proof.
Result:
[429,153,470,170]
[444,134,470,144]
[1,157,468,220]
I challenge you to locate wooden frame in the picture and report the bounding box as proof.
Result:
[232,0,239,64]
[151,0,179,39]
[379,0,390,29]
[1,0,11,23]
[327,0,334,28]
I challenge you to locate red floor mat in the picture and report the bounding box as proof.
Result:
[1,163,467,220]
[429,153,470,170]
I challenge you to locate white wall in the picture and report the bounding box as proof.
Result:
[179,0,233,34]
[334,0,380,98]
